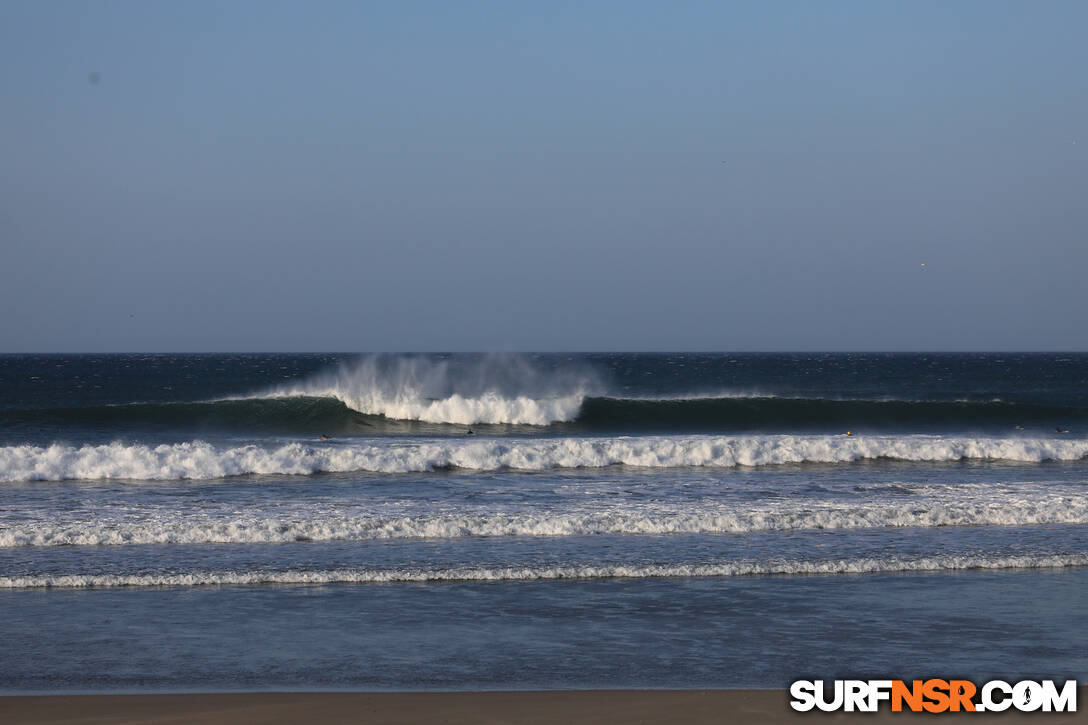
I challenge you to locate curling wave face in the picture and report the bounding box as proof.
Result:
[7,395,1086,439]
[257,353,601,425]
[3,434,1088,482]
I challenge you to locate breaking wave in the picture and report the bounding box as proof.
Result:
[4,554,1087,588]
[257,353,600,426]
[2,435,1088,482]
[6,353,1086,434]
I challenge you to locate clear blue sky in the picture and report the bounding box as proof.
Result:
[2,0,1085,351]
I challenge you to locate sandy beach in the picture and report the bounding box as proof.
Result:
[3,690,1086,724]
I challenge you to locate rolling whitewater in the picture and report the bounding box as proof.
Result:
[1,353,1087,690]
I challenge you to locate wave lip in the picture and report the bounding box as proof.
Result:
[9,389,1085,438]
[257,353,602,425]
[5,554,1087,589]
[2,435,1087,483]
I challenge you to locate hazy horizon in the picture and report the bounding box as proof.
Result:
[5,349,1088,355]
[3,1,1085,353]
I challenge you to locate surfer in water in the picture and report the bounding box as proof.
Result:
[466,429,475,435]
[1056,427,1071,434]
[320,434,330,440]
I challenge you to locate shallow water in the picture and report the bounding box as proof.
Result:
[1,353,1086,690]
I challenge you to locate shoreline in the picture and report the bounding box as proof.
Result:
[2,689,1085,724]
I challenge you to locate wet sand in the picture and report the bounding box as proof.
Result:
[2,689,1085,724]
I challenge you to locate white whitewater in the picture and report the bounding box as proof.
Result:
[254,353,601,425]
[2,434,1087,482]
[4,490,1088,546]
[5,554,1087,588]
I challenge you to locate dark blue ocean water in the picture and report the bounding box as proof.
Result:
[1,353,1086,690]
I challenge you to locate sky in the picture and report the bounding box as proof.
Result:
[1,0,1085,352]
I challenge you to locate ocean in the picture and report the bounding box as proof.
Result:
[1,352,1086,692]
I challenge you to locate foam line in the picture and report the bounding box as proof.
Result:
[4,495,1088,546]
[4,554,1087,588]
[2,435,1087,482]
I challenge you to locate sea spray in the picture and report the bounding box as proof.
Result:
[257,353,605,425]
